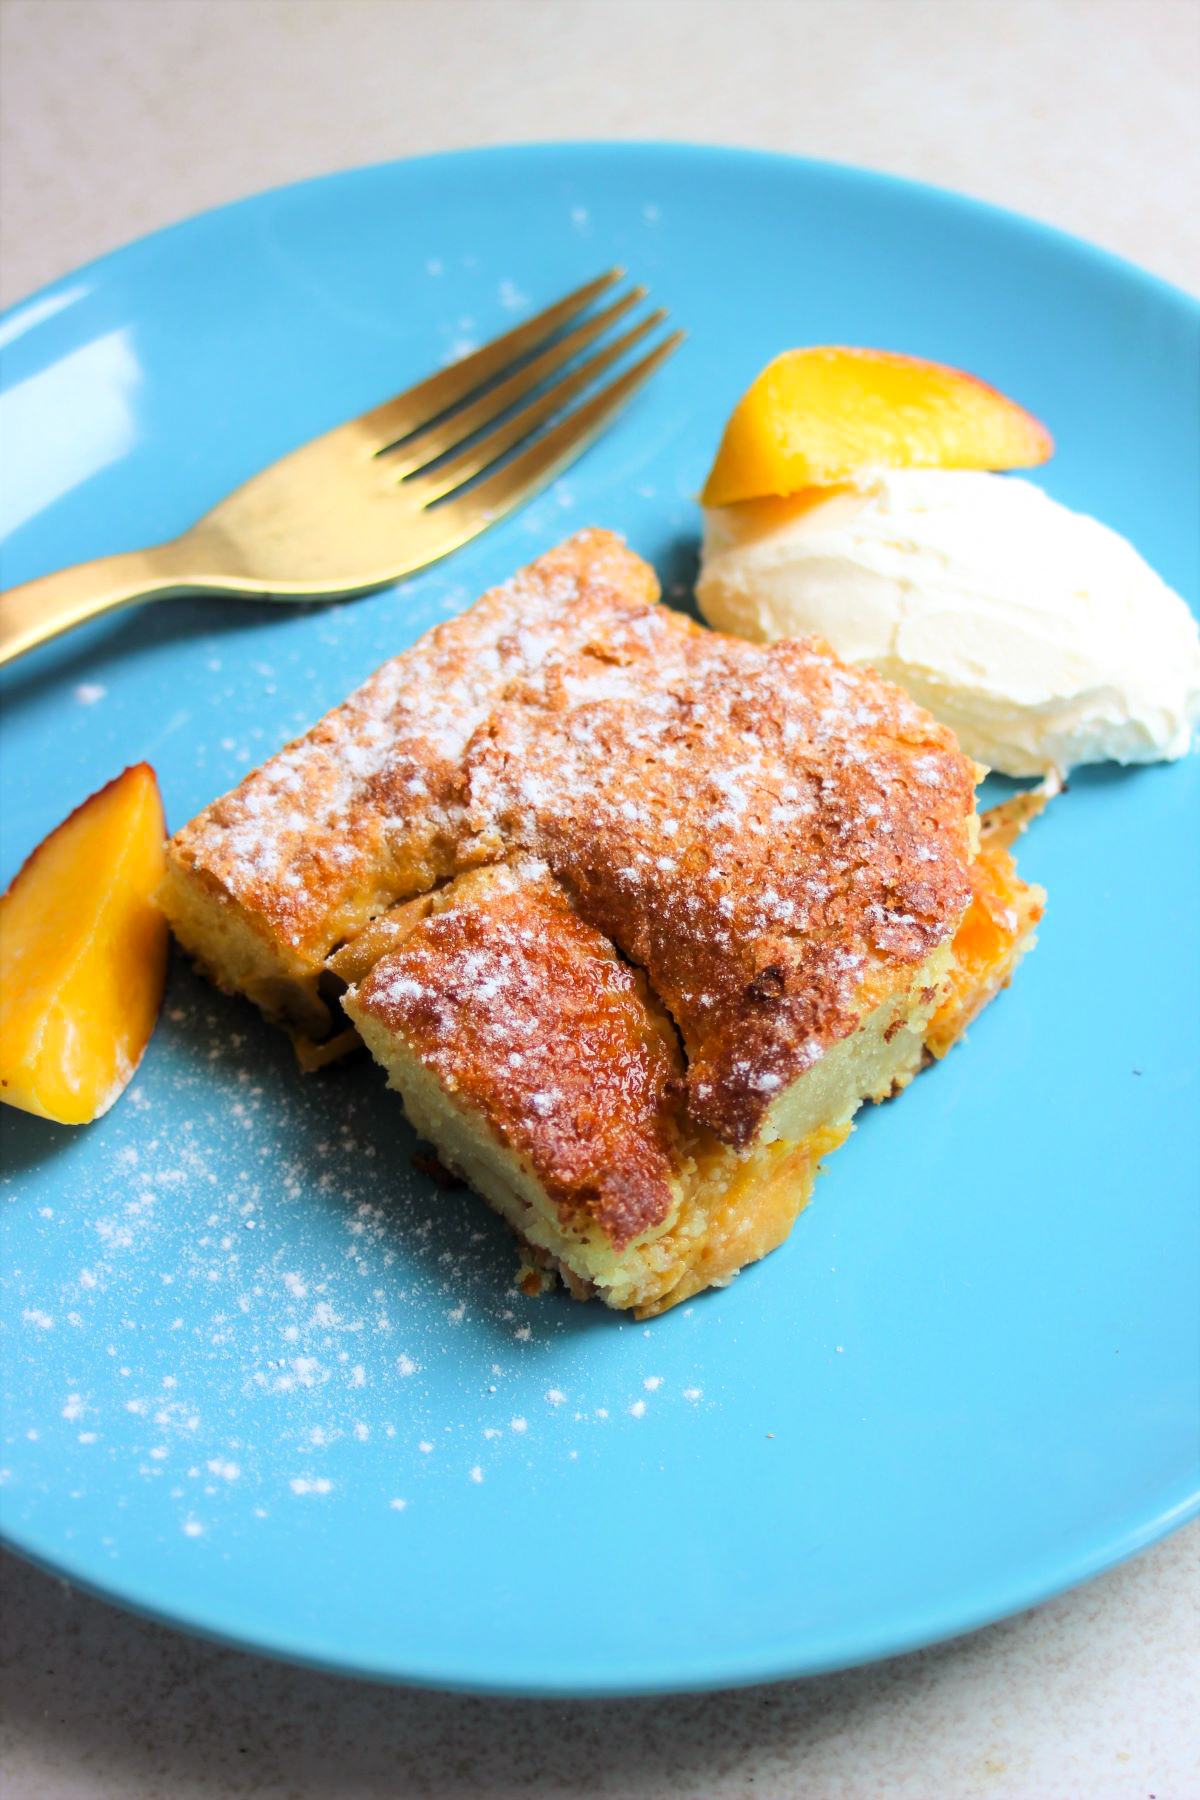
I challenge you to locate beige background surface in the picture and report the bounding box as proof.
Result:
[2,1,1199,1796]
[2,0,1200,306]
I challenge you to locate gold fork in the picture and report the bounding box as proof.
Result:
[0,270,682,667]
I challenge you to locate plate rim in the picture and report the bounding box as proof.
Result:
[3,137,1198,332]
[4,1478,1199,1697]
[2,137,1198,1697]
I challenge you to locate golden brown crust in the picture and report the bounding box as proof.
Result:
[168,527,977,1149]
[349,863,683,1249]
[457,612,975,1144]
[167,530,659,968]
[163,530,1047,1301]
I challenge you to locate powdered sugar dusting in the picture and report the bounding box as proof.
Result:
[169,532,657,961]
[353,861,683,1248]
[171,530,972,1145]
[452,581,975,1142]
[1,967,716,1548]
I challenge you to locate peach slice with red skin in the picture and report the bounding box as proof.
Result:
[701,346,1053,506]
[0,763,168,1124]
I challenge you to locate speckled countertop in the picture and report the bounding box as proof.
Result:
[1,2,1198,1795]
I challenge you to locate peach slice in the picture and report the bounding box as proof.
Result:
[0,764,167,1124]
[702,347,1053,505]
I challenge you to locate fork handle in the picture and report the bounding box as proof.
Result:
[0,544,190,669]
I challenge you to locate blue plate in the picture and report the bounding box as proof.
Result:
[1,144,1198,1697]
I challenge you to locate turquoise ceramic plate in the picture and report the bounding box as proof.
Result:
[1,145,1197,1696]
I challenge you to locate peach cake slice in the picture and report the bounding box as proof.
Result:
[160,530,1043,1314]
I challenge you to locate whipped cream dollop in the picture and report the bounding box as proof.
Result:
[697,468,1200,776]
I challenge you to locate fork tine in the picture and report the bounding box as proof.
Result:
[422,330,685,549]
[357,268,624,450]
[404,310,669,505]
[382,285,648,477]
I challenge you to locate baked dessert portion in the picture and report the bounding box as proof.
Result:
[339,859,851,1315]
[159,531,657,1056]
[162,529,1044,1314]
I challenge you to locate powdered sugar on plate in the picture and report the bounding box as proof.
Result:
[0,962,718,1548]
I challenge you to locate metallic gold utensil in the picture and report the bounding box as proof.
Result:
[0,270,681,666]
